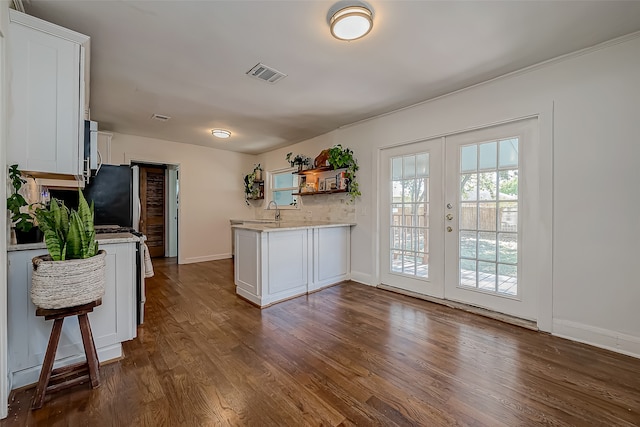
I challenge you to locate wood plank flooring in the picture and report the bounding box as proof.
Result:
[2,258,640,426]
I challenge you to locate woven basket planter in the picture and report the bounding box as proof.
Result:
[31,250,107,309]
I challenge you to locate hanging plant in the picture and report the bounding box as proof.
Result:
[244,171,260,205]
[327,144,361,203]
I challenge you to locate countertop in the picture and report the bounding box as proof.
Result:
[7,233,141,252]
[231,221,355,233]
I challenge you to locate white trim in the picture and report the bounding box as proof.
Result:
[182,253,232,264]
[350,271,375,286]
[553,319,640,359]
[10,344,122,390]
[1,1,9,416]
[9,9,89,44]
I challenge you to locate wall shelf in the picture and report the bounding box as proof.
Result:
[293,189,347,196]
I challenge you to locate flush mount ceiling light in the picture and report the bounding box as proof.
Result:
[328,1,374,41]
[211,129,231,139]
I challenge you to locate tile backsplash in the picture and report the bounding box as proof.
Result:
[252,193,356,223]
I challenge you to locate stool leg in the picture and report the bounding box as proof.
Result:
[32,318,64,410]
[78,314,100,388]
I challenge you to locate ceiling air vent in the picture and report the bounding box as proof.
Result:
[246,63,287,84]
[151,113,171,122]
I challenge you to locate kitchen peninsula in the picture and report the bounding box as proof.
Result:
[6,233,139,389]
[232,222,354,307]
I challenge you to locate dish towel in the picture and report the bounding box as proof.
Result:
[143,243,155,278]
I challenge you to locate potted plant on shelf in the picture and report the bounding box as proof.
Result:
[253,164,263,181]
[6,164,42,244]
[31,189,106,309]
[244,170,260,205]
[327,144,361,203]
[285,152,311,172]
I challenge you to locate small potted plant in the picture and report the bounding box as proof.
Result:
[253,164,263,181]
[6,164,41,243]
[31,190,106,309]
[285,153,311,172]
[244,171,260,205]
[327,144,361,203]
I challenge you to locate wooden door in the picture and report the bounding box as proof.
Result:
[140,165,166,258]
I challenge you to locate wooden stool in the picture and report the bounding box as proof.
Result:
[32,299,102,410]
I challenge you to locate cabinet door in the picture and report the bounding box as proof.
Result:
[8,21,81,175]
[312,227,350,290]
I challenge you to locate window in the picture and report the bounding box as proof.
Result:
[269,168,298,208]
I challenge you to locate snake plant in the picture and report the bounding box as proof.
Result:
[35,190,99,261]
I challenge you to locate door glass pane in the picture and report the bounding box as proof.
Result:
[460,231,477,258]
[389,153,430,280]
[416,254,428,278]
[416,154,429,177]
[403,156,416,178]
[391,227,402,250]
[460,259,476,287]
[461,145,477,172]
[478,202,497,231]
[392,157,403,180]
[391,251,402,273]
[479,141,497,170]
[499,138,518,167]
[479,172,497,200]
[477,232,496,261]
[478,262,497,291]
[498,264,517,295]
[458,139,519,296]
[460,203,477,230]
[392,181,403,199]
[461,174,477,201]
[498,233,517,264]
[498,202,518,232]
[498,170,518,199]
[413,178,427,203]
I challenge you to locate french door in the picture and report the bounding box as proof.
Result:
[380,118,539,321]
[380,139,444,297]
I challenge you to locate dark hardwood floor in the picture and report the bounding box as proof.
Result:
[3,258,640,426]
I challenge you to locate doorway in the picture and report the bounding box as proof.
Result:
[380,118,539,321]
[139,165,166,258]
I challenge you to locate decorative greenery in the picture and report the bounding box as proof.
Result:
[244,171,260,205]
[34,190,99,261]
[327,144,361,202]
[285,153,311,169]
[7,164,35,232]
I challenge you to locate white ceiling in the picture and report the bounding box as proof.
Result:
[23,1,640,155]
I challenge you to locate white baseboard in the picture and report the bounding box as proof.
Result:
[553,319,640,359]
[181,253,232,264]
[349,271,375,286]
[10,344,122,390]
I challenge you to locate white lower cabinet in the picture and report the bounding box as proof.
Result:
[234,225,351,307]
[7,242,137,390]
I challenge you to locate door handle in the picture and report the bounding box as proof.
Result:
[447,226,453,232]
[446,214,453,221]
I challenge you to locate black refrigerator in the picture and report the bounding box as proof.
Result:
[50,164,135,227]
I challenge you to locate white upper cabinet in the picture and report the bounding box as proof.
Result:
[7,10,89,177]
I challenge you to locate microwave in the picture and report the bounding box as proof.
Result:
[83,120,99,182]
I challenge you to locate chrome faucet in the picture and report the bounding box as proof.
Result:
[267,200,281,221]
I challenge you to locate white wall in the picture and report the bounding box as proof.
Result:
[109,132,256,264]
[0,0,9,417]
[262,34,640,357]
